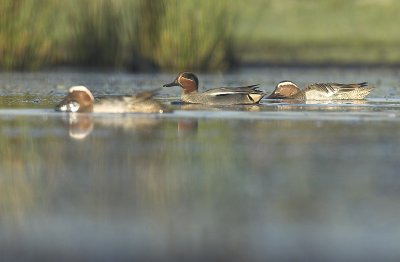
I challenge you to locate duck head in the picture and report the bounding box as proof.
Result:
[163,72,199,94]
[55,85,94,112]
[268,81,301,99]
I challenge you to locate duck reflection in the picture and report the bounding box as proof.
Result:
[67,113,94,139]
[175,102,262,112]
[304,99,368,106]
[61,113,199,139]
[264,98,370,111]
[61,114,162,139]
[178,119,198,136]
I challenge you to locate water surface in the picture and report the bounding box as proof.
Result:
[1,67,400,261]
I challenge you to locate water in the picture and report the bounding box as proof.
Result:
[1,67,400,261]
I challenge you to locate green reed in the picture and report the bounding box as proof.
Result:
[66,0,133,67]
[0,0,238,71]
[0,0,59,70]
[134,0,237,71]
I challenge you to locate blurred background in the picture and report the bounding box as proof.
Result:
[1,0,400,71]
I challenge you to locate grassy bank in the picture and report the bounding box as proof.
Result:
[236,0,400,65]
[1,0,400,71]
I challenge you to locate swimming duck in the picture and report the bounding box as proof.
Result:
[163,72,265,105]
[55,85,169,113]
[267,81,373,100]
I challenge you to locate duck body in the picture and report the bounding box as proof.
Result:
[163,72,265,105]
[181,85,264,105]
[268,81,373,100]
[55,86,168,113]
[95,90,169,113]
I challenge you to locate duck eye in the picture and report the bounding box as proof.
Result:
[187,75,195,81]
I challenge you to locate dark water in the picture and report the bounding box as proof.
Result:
[1,68,400,261]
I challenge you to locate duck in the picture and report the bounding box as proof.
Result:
[55,85,169,113]
[267,81,373,100]
[163,72,265,105]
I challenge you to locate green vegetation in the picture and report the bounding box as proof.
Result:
[0,0,59,70]
[236,0,400,64]
[68,0,130,66]
[0,0,236,71]
[137,0,236,71]
[1,0,400,71]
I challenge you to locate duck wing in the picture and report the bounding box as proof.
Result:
[96,88,160,102]
[130,88,161,102]
[306,82,369,96]
[203,85,263,96]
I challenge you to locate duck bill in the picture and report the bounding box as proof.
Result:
[267,93,283,99]
[163,81,179,87]
[55,98,80,112]
[55,98,69,112]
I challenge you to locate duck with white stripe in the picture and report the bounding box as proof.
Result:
[163,72,265,105]
[267,81,373,100]
[55,86,169,113]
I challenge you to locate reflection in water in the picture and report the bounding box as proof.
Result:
[177,119,199,135]
[1,112,400,260]
[303,99,368,105]
[66,113,94,139]
[175,102,262,112]
[61,113,199,139]
[262,98,379,113]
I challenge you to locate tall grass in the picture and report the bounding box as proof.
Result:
[66,0,133,67]
[0,0,59,70]
[0,0,238,71]
[135,0,237,71]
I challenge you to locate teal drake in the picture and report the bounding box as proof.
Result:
[55,85,169,113]
[267,81,373,100]
[163,72,265,105]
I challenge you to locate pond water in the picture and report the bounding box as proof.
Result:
[1,67,400,261]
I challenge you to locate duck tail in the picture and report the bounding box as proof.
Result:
[248,84,260,90]
[357,82,374,92]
